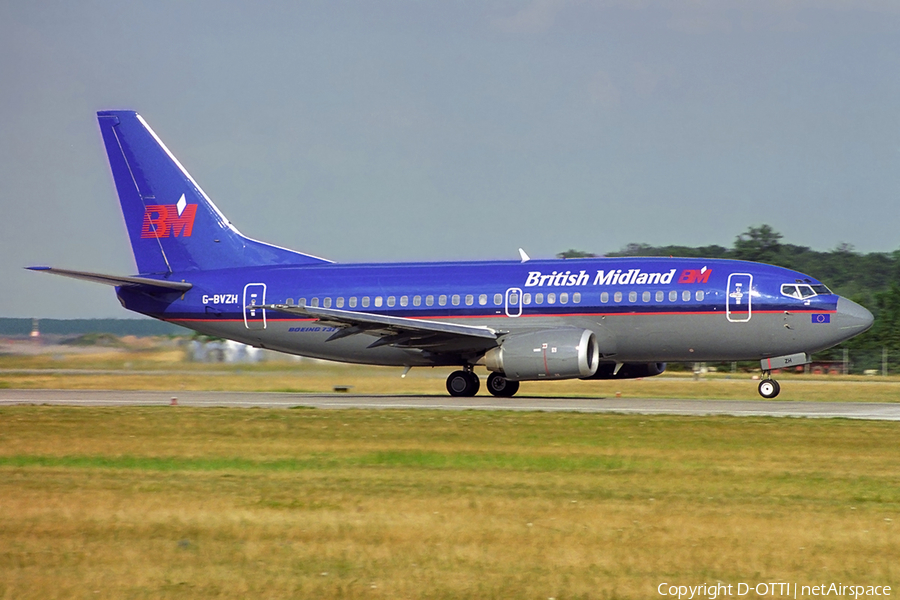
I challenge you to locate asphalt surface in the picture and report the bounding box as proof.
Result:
[2,389,900,421]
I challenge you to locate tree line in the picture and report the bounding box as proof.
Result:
[558,225,900,373]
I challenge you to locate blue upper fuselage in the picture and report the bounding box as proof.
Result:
[118,256,838,322]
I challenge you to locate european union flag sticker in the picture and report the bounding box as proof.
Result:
[812,314,831,324]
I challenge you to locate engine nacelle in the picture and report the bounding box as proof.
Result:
[581,362,667,380]
[483,329,600,381]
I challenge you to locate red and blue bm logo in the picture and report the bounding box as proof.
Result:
[140,204,197,238]
[678,268,712,284]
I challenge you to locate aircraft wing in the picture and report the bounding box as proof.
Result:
[261,304,499,351]
[27,267,192,292]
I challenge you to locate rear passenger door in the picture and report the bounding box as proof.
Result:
[243,283,267,329]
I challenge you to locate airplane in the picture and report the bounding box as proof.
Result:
[30,110,874,399]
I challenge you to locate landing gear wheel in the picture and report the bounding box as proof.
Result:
[486,372,520,397]
[446,370,480,397]
[758,379,781,399]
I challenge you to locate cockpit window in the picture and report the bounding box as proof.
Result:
[782,283,832,299]
[781,284,800,299]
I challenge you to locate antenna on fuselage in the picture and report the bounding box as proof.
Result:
[518,248,531,263]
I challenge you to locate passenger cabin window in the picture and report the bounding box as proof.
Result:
[523,293,532,305]
[695,290,704,301]
[494,293,503,305]
[375,296,383,308]
[535,293,544,304]
[682,290,690,302]
[572,292,581,304]
[465,294,474,306]
[323,297,332,308]
[600,292,609,303]
[286,298,294,306]
[349,297,357,308]
[669,290,677,302]
[628,291,637,303]
[655,291,664,302]
[336,297,344,308]
[547,293,556,304]
[451,294,460,306]
[439,295,447,306]
[413,296,421,307]
[387,296,396,307]
[426,295,434,307]
[559,292,568,304]
[479,294,487,306]
[614,292,623,303]
[400,296,408,307]
[310,297,319,307]
[642,291,650,302]
[362,296,370,308]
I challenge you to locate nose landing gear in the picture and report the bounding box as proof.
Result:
[758,374,781,399]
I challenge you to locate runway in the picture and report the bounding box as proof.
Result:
[2,389,899,421]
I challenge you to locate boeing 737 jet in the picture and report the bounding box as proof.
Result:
[30,111,874,398]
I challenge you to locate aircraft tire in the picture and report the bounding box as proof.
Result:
[758,379,781,399]
[486,372,519,397]
[447,370,480,397]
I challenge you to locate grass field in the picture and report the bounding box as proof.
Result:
[1,406,898,599]
[1,345,899,598]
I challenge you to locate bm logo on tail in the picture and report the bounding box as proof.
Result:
[140,194,197,238]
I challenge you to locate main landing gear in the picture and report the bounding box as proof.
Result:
[758,373,781,399]
[446,370,520,397]
[446,369,480,397]
[486,372,519,397]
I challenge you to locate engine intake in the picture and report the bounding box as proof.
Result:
[483,329,600,381]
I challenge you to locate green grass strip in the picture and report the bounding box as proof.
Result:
[0,451,636,473]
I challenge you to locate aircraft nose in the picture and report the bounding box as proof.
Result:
[834,296,874,335]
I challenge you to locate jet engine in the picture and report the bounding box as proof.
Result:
[581,362,667,380]
[482,329,600,381]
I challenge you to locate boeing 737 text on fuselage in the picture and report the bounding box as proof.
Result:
[30,111,874,398]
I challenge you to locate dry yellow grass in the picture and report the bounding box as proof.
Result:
[0,407,897,599]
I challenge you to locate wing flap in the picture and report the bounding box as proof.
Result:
[261,303,498,350]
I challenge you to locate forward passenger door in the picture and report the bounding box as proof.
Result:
[726,274,752,322]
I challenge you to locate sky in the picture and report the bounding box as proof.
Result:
[2,0,899,318]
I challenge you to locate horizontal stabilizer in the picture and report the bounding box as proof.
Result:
[27,267,192,292]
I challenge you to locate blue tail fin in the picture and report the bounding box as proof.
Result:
[97,110,329,274]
